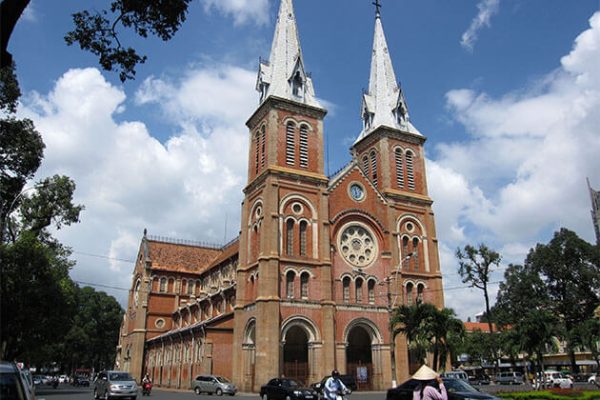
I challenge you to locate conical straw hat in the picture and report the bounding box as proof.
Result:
[411,365,438,381]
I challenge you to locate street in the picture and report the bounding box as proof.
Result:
[32,382,600,400]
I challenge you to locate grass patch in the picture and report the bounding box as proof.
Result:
[497,389,600,399]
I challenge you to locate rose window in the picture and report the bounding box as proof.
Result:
[338,224,377,268]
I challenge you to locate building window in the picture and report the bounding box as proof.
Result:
[300,272,309,299]
[255,132,260,174]
[292,71,303,97]
[362,155,369,176]
[299,125,308,168]
[417,284,424,304]
[368,280,375,304]
[355,278,363,303]
[370,151,378,186]
[406,151,415,190]
[286,271,295,299]
[187,280,194,295]
[299,221,308,256]
[406,283,414,306]
[395,148,404,188]
[286,122,296,166]
[343,277,351,302]
[286,219,294,256]
[159,277,167,293]
[260,126,266,168]
[412,238,420,271]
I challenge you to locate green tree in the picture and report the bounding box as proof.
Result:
[455,243,502,370]
[570,318,600,370]
[460,329,495,368]
[429,307,464,371]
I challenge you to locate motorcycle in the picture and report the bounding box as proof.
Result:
[335,388,351,400]
[142,382,152,396]
[51,378,59,389]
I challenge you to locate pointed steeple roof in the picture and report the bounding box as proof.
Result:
[256,0,322,109]
[355,10,421,145]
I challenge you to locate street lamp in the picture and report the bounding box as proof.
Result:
[388,252,413,387]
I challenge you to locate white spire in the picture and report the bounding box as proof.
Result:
[256,0,321,108]
[355,13,421,144]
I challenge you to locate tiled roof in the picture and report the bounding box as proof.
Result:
[147,240,221,274]
[464,322,498,333]
[208,238,239,269]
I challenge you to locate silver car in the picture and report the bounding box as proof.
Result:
[94,371,138,400]
[192,375,237,396]
[0,361,35,400]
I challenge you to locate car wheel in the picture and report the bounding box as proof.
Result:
[216,388,223,396]
[262,393,269,400]
[195,387,202,395]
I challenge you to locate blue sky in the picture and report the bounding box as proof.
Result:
[9,0,600,320]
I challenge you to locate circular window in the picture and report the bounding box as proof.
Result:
[255,206,262,218]
[349,183,365,202]
[406,222,414,232]
[338,223,378,268]
[292,202,303,215]
[155,318,165,329]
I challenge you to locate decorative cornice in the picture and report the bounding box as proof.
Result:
[353,126,426,152]
[246,96,327,129]
[383,188,433,205]
[330,208,386,233]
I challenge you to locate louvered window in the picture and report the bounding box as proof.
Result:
[260,126,266,167]
[395,148,404,188]
[255,132,260,174]
[406,151,415,190]
[286,122,296,166]
[300,273,309,298]
[299,125,308,168]
[286,219,294,256]
[362,155,369,176]
[412,238,419,270]
[299,221,307,256]
[370,151,378,186]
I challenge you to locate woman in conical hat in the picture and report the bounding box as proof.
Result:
[411,365,447,400]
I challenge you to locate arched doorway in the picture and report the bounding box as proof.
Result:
[283,326,309,384]
[346,326,373,390]
[242,319,256,392]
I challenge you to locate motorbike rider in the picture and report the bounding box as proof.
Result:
[142,374,151,384]
[323,370,349,400]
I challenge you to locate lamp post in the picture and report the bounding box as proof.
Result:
[388,252,413,387]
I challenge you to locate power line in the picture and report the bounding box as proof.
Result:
[73,251,134,263]
[75,280,130,292]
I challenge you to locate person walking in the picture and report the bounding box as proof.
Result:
[412,365,447,400]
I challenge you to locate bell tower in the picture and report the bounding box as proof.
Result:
[233,0,330,391]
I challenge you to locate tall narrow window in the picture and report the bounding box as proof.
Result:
[395,148,404,188]
[160,277,167,293]
[343,277,351,302]
[299,221,307,256]
[406,283,414,306]
[286,271,295,299]
[292,71,303,97]
[300,272,309,299]
[286,122,296,166]
[255,132,260,174]
[362,155,369,176]
[368,280,375,304]
[406,151,415,190]
[417,284,424,304]
[355,278,363,303]
[370,151,378,186]
[299,125,308,168]
[402,236,409,262]
[260,126,266,168]
[187,281,194,295]
[286,219,294,256]
[412,238,420,271]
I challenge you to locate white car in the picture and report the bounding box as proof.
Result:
[544,371,573,389]
[589,374,597,384]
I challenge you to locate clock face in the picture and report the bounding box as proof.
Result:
[350,184,365,201]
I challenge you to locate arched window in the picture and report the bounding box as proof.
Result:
[417,284,424,304]
[292,71,303,97]
[395,148,404,188]
[300,272,309,299]
[160,277,167,293]
[187,280,194,295]
[402,236,409,261]
[299,221,308,256]
[406,283,414,306]
[355,277,363,303]
[261,126,266,168]
[255,132,260,174]
[286,219,294,256]
[286,271,295,299]
[343,277,351,303]
[362,155,369,176]
[406,151,415,190]
[412,238,420,271]
[299,125,308,168]
[370,151,378,186]
[286,122,296,166]
[368,280,375,304]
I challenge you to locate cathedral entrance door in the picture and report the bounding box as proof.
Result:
[283,326,309,385]
[346,326,373,390]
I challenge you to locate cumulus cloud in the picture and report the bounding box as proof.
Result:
[460,0,500,52]
[20,65,256,305]
[200,0,270,26]
[432,12,600,319]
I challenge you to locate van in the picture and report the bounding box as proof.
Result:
[543,371,573,389]
[192,375,237,396]
[441,371,469,382]
[495,372,523,385]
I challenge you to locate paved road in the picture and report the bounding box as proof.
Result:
[34,382,598,400]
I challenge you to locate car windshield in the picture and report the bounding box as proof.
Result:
[0,372,26,400]
[443,378,477,393]
[109,373,134,381]
[216,377,230,383]
[282,379,301,388]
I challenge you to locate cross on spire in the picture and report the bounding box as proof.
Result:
[373,0,382,18]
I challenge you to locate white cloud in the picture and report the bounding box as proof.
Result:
[460,0,500,52]
[20,65,256,305]
[431,12,600,319]
[22,0,38,22]
[200,0,270,26]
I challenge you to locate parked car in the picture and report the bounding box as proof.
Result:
[588,374,597,385]
[494,372,523,385]
[0,361,36,400]
[543,371,573,389]
[73,376,90,387]
[311,374,357,396]
[468,373,490,386]
[260,378,318,400]
[441,371,469,383]
[93,371,137,400]
[386,377,500,400]
[192,375,237,396]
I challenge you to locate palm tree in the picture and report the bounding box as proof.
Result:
[430,307,465,371]
[391,303,436,368]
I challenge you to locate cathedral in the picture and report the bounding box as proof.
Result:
[116,0,446,392]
